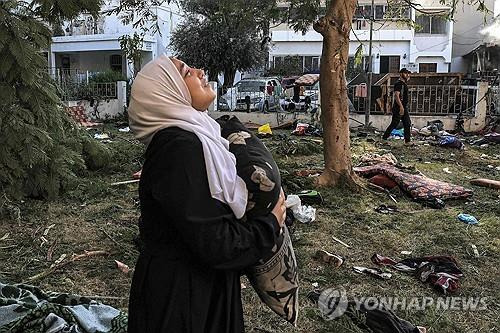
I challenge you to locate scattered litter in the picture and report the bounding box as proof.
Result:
[296,190,323,205]
[353,266,392,280]
[285,195,316,223]
[43,224,56,237]
[257,123,272,137]
[241,282,247,289]
[457,213,479,225]
[359,152,398,166]
[438,136,464,149]
[332,236,351,248]
[371,253,463,293]
[401,251,413,255]
[487,165,494,169]
[111,179,140,186]
[294,169,322,177]
[132,170,142,180]
[480,144,489,148]
[114,260,131,274]
[311,282,319,288]
[390,128,404,138]
[443,167,452,174]
[313,250,344,267]
[422,198,446,209]
[118,126,130,132]
[94,133,110,140]
[374,204,398,214]
[470,244,480,258]
[470,178,500,190]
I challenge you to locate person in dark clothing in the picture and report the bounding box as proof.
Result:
[382,68,412,143]
[126,54,287,333]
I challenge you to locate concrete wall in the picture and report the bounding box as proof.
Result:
[67,99,124,119]
[208,111,310,128]
[65,81,127,120]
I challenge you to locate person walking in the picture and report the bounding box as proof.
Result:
[382,68,412,143]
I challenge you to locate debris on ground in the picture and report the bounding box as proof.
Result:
[355,163,473,206]
[437,135,464,149]
[115,260,131,274]
[353,266,392,280]
[285,194,316,223]
[0,282,127,333]
[314,289,427,333]
[470,178,500,190]
[118,127,130,132]
[94,133,111,140]
[374,204,398,214]
[313,249,344,267]
[257,123,272,137]
[132,170,142,179]
[359,152,398,166]
[457,213,479,225]
[332,236,351,248]
[296,190,323,205]
[371,254,464,293]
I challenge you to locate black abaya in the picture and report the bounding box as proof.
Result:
[128,127,280,333]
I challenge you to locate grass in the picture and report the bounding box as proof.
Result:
[0,124,499,333]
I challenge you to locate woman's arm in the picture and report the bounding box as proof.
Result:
[151,132,281,270]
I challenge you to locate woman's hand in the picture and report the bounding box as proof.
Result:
[271,188,286,228]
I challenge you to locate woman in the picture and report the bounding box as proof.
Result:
[127,54,287,333]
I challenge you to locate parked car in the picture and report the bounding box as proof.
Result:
[233,78,283,112]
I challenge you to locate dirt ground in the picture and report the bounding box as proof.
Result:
[0,123,499,333]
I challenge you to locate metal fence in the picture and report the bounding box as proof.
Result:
[60,82,117,101]
[348,85,480,116]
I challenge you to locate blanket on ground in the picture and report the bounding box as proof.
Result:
[354,163,473,201]
[0,282,127,333]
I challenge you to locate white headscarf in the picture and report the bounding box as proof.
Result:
[128,54,248,219]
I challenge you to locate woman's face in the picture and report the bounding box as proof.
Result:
[170,57,216,111]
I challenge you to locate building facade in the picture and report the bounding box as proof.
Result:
[48,0,181,79]
[270,0,455,75]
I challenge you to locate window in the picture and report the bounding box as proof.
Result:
[380,56,400,73]
[110,54,123,72]
[416,14,448,34]
[375,5,384,20]
[273,56,283,68]
[419,63,437,72]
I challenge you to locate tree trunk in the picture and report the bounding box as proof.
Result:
[223,68,236,92]
[313,0,359,188]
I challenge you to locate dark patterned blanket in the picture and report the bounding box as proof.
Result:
[354,164,473,201]
[0,282,127,333]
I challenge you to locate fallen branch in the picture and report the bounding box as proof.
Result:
[332,236,351,248]
[366,183,398,203]
[27,250,109,282]
[110,179,140,186]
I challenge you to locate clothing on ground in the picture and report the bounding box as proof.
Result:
[371,254,464,293]
[0,282,127,333]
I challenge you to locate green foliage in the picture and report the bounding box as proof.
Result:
[119,33,144,77]
[89,70,127,83]
[81,136,112,171]
[266,56,304,77]
[170,0,281,88]
[0,0,107,199]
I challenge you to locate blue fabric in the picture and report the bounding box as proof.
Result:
[457,214,479,225]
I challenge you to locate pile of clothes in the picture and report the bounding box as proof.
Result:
[0,282,127,333]
[371,254,464,294]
